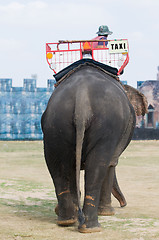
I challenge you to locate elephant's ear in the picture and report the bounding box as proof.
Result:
[122,84,148,116]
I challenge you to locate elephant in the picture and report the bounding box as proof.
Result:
[41,61,148,233]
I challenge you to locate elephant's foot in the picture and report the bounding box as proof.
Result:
[57,217,77,226]
[55,204,78,226]
[98,205,115,216]
[78,223,102,233]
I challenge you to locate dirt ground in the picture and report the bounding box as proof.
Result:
[0,140,159,240]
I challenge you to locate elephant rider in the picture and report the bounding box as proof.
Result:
[92,25,113,48]
[82,25,113,58]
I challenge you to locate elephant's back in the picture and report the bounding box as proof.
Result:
[52,65,127,103]
[42,65,132,129]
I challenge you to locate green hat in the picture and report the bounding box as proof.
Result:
[96,25,113,36]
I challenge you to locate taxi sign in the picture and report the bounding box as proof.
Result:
[109,40,128,54]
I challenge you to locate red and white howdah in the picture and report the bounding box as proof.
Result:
[46,39,129,75]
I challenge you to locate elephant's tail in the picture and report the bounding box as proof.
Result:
[76,121,85,225]
[75,88,92,226]
[112,169,127,207]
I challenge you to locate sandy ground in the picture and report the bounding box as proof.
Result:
[0,140,159,240]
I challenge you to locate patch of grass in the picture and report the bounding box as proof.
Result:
[0,141,43,152]
[0,197,57,219]
[119,140,159,167]
[100,216,159,239]
[0,179,50,191]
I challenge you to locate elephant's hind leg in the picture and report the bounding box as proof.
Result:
[44,141,78,226]
[56,188,78,226]
[98,166,115,216]
[79,145,113,233]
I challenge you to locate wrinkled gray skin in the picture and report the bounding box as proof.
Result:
[41,64,136,233]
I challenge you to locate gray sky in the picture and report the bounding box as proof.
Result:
[0,0,159,87]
